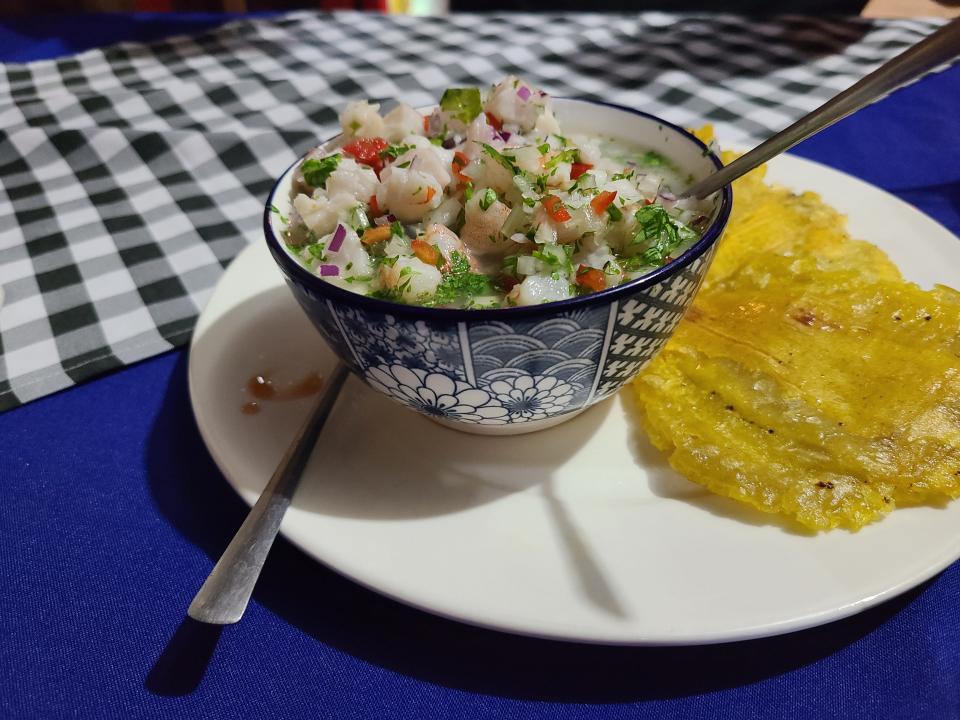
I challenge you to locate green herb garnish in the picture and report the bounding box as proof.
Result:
[480,143,519,175]
[439,87,483,124]
[606,204,623,222]
[545,148,578,170]
[301,154,341,189]
[479,188,497,211]
[426,251,494,307]
[537,143,550,155]
[390,220,405,238]
[464,182,474,201]
[630,204,695,265]
[379,143,415,160]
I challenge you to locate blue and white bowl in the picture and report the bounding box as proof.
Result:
[264,99,732,435]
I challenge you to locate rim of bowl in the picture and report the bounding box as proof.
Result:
[263,98,732,321]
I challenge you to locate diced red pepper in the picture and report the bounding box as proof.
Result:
[576,265,605,293]
[590,190,617,215]
[451,151,471,183]
[570,162,593,180]
[368,194,381,217]
[542,195,571,223]
[485,112,503,131]
[411,239,439,265]
[343,137,389,174]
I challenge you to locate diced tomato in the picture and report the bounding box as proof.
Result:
[451,151,471,183]
[542,195,571,223]
[485,112,503,131]
[412,238,439,265]
[644,198,655,205]
[343,137,389,174]
[423,115,429,133]
[576,265,605,293]
[590,190,617,215]
[570,162,593,180]
[361,226,392,245]
[368,194,381,217]
[498,275,519,292]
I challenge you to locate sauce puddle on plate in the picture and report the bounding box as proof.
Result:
[241,371,324,414]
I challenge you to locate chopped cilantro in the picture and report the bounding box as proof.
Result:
[395,160,412,169]
[270,204,288,224]
[545,148,578,170]
[379,143,415,160]
[479,188,497,211]
[301,154,341,189]
[390,220,405,238]
[439,87,483,124]
[606,204,623,222]
[611,170,634,181]
[537,143,550,155]
[630,204,695,265]
[464,182,474,201]
[307,243,326,259]
[532,243,573,274]
[425,251,494,307]
[429,137,443,146]
[480,143,519,175]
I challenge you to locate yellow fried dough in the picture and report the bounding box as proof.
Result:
[632,147,960,531]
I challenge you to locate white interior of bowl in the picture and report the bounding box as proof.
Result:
[268,98,724,261]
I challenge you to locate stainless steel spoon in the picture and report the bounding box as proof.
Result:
[188,362,350,624]
[681,18,960,199]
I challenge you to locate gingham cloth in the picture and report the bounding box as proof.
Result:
[0,12,943,410]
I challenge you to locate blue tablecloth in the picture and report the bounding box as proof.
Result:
[1,14,959,720]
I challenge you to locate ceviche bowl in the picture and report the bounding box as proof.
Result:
[264,96,731,435]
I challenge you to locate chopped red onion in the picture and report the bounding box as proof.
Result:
[498,130,512,142]
[516,86,531,102]
[318,264,339,277]
[659,191,677,201]
[373,214,397,226]
[328,223,346,252]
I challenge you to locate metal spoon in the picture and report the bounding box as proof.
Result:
[188,362,350,624]
[681,18,960,199]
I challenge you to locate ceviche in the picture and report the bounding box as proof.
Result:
[277,76,714,308]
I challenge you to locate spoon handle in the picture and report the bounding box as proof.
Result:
[681,18,960,199]
[187,362,350,625]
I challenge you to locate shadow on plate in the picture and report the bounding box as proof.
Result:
[145,351,926,703]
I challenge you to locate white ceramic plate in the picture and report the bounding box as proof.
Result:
[189,152,960,645]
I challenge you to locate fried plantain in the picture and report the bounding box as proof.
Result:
[632,151,960,531]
